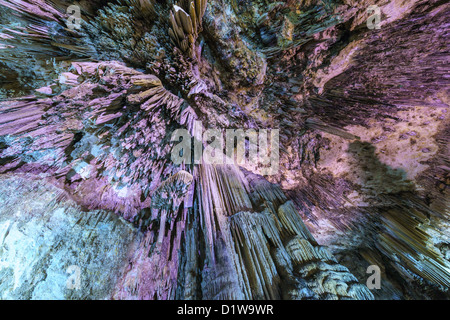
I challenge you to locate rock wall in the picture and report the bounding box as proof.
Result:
[0,0,448,299]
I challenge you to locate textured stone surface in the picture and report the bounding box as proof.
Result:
[0,174,139,300]
[0,0,448,300]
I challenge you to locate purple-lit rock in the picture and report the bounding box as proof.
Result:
[0,0,448,300]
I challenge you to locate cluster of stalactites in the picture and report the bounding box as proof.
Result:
[168,0,207,58]
[151,170,194,209]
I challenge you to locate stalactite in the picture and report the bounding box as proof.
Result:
[0,0,448,301]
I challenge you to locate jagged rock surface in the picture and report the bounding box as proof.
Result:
[0,174,139,299]
[0,0,448,300]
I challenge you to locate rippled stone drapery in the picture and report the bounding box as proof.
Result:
[0,0,448,300]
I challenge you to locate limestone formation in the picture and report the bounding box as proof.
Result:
[0,0,448,300]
